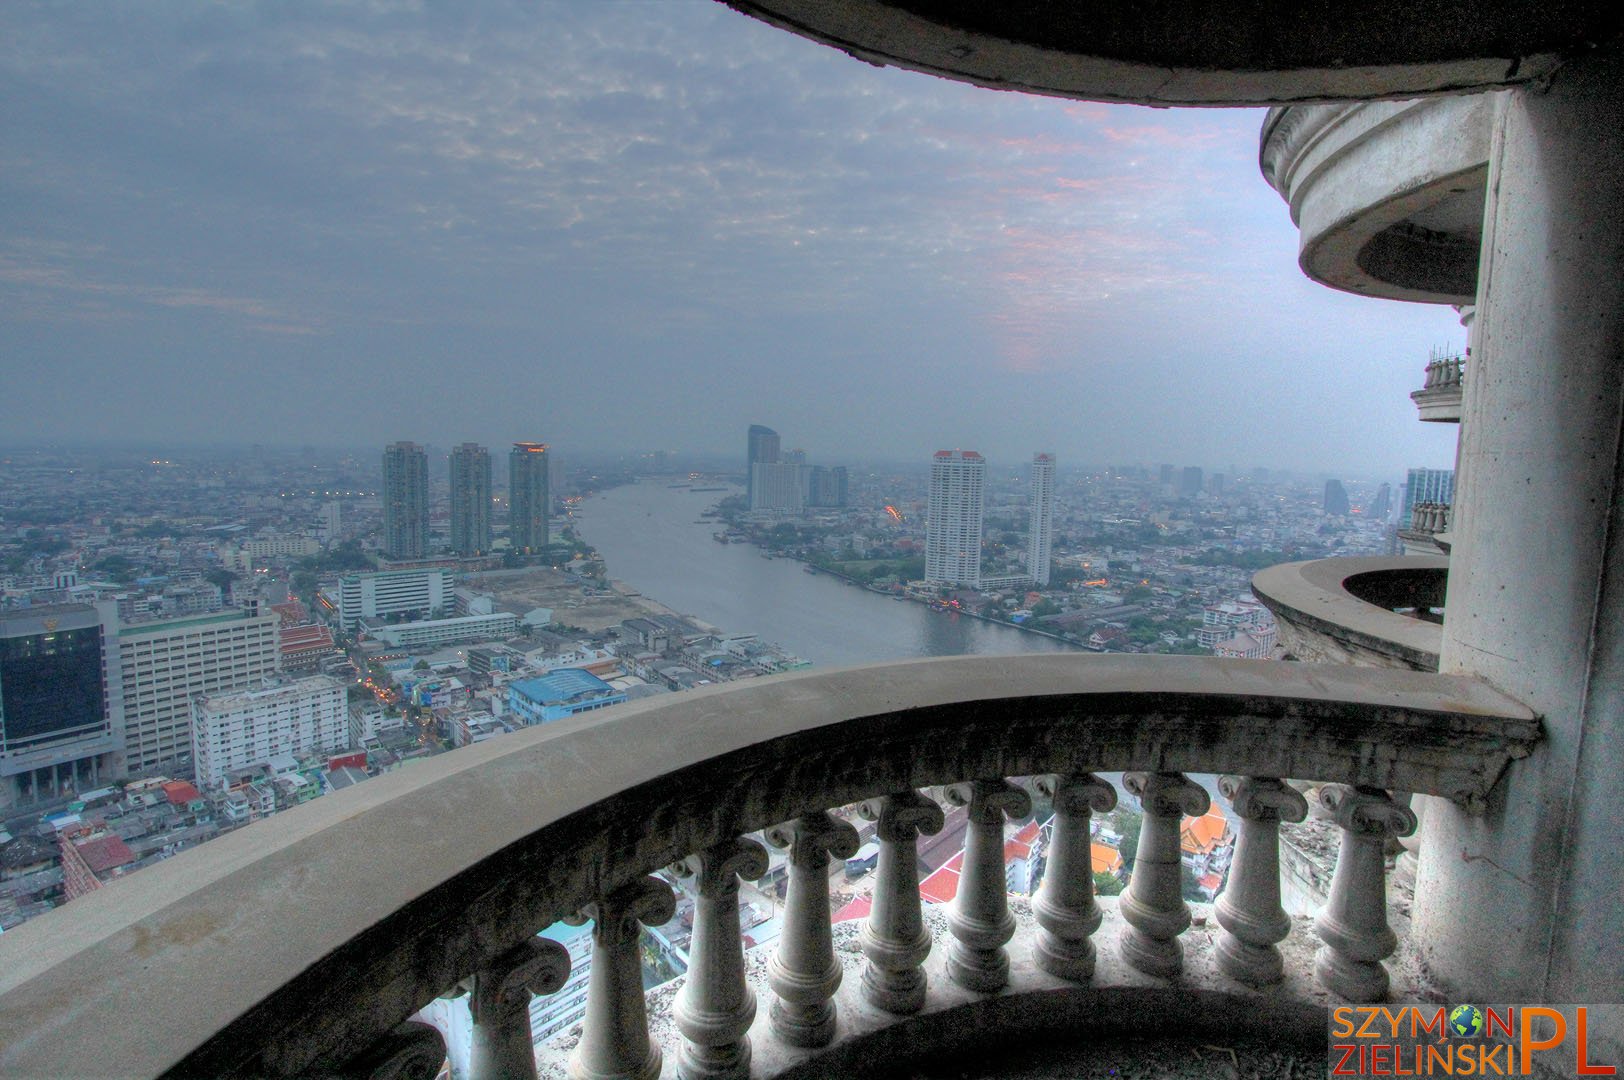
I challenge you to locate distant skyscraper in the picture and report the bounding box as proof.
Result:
[449,443,492,556]
[509,442,551,554]
[926,450,985,588]
[1371,482,1393,521]
[1401,468,1454,527]
[747,424,780,507]
[1324,479,1351,517]
[382,441,429,559]
[1028,453,1055,587]
[1209,472,1226,497]
[751,462,806,511]
[1179,466,1204,498]
[1158,464,1175,489]
[808,465,849,508]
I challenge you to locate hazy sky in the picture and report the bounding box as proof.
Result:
[0,1,1462,477]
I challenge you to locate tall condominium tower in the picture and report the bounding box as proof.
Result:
[1401,467,1455,527]
[1028,453,1055,587]
[1179,466,1205,498]
[1371,482,1393,521]
[509,442,551,555]
[925,450,985,587]
[449,443,492,556]
[746,424,780,508]
[381,441,429,559]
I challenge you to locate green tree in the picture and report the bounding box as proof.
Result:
[1093,870,1125,897]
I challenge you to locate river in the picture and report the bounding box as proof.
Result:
[573,480,1078,668]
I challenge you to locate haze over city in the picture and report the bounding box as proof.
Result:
[1,1,1460,475]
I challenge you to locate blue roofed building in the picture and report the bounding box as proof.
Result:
[507,669,627,725]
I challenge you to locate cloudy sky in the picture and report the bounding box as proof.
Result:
[0,1,1462,477]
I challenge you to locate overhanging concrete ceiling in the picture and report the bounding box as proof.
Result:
[724,0,1623,105]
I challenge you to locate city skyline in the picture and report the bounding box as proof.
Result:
[1,4,1460,475]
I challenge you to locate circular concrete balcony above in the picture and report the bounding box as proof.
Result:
[1260,96,1494,304]
[721,0,1621,105]
[1252,556,1448,670]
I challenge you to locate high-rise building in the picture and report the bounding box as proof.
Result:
[1401,468,1455,527]
[750,462,806,512]
[925,450,985,587]
[449,443,492,556]
[509,442,551,555]
[1371,482,1393,521]
[808,465,849,508]
[783,448,807,466]
[336,568,456,633]
[118,608,281,774]
[191,676,348,791]
[1209,472,1226,497]
[0,603,124,810]
[1028,453,1055,587]
[1324,479,1351,517]
[746,424,780,507]
[1158,463,1175,489]
[1179,466,1205,497]
[381,442,429,559]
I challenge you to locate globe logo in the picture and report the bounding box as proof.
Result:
[1449,1005,1486,1038]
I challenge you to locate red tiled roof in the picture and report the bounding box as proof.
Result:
[74,834,135,874]
[1003,819,1042,863]
[162,780,201,805]
[918,850,964,905]
[832,895,872,924]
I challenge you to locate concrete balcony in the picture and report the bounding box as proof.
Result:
[1259,96,1494,304]
[0,654,1536,1078]
[1411,352,1464,423]
[1252,557,1448,670]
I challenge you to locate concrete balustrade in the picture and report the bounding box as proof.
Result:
[765,812,859,1047]
[1119,772,1211,977]
[857,790,947,1014]
[1314,785,1418,1002]
[672,837,771,1080]
[468,938,571,1080]
[0,655,1537,1077]
[1215,776,1309,987]
[570,876,676,1080]
[943,779,1032,992]
[1031,772,1117,981]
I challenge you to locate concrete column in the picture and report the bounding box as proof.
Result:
[1314,785,1415,1002]
[1419,43,1624,1014]
[1031,773,1117,982]
[857,790,946,1014]
[765,812,859,1048]
[571,876,676,1080]
[942,779,1031,992]
[672,837,769,1080]
[468,937,570,1080]
[1119,771,1209,977]
[1214,776,1307,988]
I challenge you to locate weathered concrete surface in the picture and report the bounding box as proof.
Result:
[1253,557,1448,670]
[722,0,1616,105]
[1421,41,1624,1040]
[0,655,1532,1077]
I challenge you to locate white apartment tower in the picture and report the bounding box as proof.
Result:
[191,676,348,791]
[925,450,985,588]
[1028,453,1055,587]
[118,608,282,773]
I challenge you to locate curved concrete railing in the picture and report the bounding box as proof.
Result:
[1260,96,1494,303]
[720,0,1593,105]
[0,654,1534,1078]
[1253,557,1448,670]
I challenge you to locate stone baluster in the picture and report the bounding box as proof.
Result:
[858,790,946,1014]
[1031,773,1117,982]
[942,779,1032,991]
[570,876,676,1080]
[1214,776,1308,987]
[672,837,770,1080]
[1314,785,1417,1002]
[1119,771,1210,977]
[469,937,571,1080]
[765,811,860,1047]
